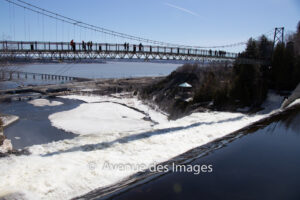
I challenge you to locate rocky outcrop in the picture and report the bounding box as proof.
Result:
[0,139,13,154]
[0,128,12,154]
[0,114,18,154]
[0,191,29,200]
[0,134,4,146]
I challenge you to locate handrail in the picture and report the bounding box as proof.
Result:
[0,40,238,59]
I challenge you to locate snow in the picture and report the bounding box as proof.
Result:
[28,99,63,107]
[0,94,283,200]
[1,114,19,127]
[282,83,300,108]
[49,102,153,135]
[287,98,300,108]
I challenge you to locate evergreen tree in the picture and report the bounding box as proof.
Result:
[258,35,273,60]
[271,43,286,90]
[243,38,259,58]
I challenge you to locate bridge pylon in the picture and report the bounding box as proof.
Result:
[273,27,284,49]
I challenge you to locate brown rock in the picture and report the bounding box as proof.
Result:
[0,134,5,146]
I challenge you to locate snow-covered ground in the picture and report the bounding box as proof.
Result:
[0,93,293,200]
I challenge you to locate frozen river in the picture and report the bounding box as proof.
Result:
[11,61,180,79]
[1,61,180,90]
[0,93,290,200]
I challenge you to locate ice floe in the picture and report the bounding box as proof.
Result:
[28,99,63,107]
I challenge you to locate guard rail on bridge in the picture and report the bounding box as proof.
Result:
[0,40,238,62]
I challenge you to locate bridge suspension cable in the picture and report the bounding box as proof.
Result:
[3,0,276,49]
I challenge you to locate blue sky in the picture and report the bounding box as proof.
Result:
[0,0,299,52]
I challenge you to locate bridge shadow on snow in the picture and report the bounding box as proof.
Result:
[41,115,244,157]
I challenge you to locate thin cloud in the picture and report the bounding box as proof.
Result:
[164,2,199,17]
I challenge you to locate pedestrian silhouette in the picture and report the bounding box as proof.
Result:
[70,40,74,51]
[82,41,86,51]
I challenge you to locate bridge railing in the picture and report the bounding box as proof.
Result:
[0,40,238,59]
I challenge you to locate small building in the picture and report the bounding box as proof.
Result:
[179,82,192,88]
[176,82,193,100]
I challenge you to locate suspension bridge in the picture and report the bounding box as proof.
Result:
[0,0,282,63]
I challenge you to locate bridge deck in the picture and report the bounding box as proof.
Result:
[0,41,238,62]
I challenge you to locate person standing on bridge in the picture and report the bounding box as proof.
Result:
[87,41,92,50]
[82,41,86,51]
[70,40,75,51]
[139,43,143,51]
[124,43,127,51]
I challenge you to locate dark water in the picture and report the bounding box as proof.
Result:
[0,98,83,149]
[109,107,300,200]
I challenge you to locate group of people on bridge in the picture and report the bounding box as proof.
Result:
[208,49,227,57]
[70,40,94,51]
[13,40,229,58]
[66,40,227,57]
[123,43,144,52]
[81,41,93,51]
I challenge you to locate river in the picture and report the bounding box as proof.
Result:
[109,106,300,200]
[1,61,180,90]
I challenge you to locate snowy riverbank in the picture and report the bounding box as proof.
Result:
[0,93,294,200]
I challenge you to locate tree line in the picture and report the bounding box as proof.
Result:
[228,21,300,108]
